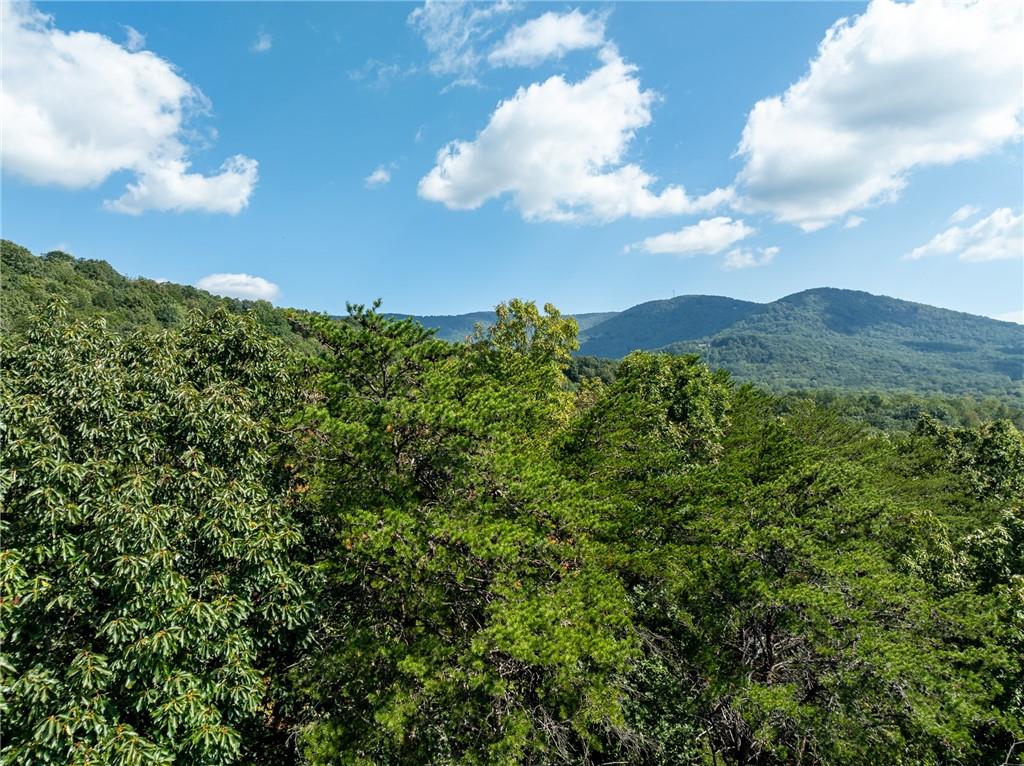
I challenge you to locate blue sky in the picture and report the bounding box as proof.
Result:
[3,1,1022,320]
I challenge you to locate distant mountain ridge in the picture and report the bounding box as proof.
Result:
[406,288,1023,402]
[3,240,1021,402]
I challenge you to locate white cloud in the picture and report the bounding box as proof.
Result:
[628,217,754,256]
[419,49,732,222]
[105,156,259,215]
[994,309,1024,324]
[908,207,1023,262]
[844,215,865,229]
[408,0,513,85]
[488,9,606,67]
[723,245,779,270]
[735,0,1023,231]
[122,24,145,52]
[251,31,272,53]
[196,273,280,302]
[365,167,392,188]
[1,2,257,214]
[949,204,981,224]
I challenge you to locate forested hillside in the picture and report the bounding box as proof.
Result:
[411,294,1022,403]
[0,240,311,349]
[5,241,1021,404]
[3,300,1021,765]
[657,288,1024,400]
[576,295,762,357]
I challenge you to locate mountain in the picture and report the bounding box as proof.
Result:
[651,288,1023,399]
[405,288,1022,402]
[575,295,762,358]
[4,240,1021,402]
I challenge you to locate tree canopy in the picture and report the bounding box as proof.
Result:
[2,300,1020,765]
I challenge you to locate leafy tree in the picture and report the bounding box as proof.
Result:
[568,388,1020,765]
[0,306,312,765]
[291,301,637,764]
[3,288,1021,766]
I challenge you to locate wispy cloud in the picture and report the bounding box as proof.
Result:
[348,58,416,91]
[948,204,980,224]
[122,24,145,52]
[365,167,392,188]
[407,0,514,86]
[251,31,272,53]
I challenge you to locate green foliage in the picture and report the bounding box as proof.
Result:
[0,306,312,765]
[2,282,1021,765]
[578,295,762,358]
[777,389,1024,432]
[653,289,1024,402]
[7,240,1021,403]
[563,387,1022,764]
[290,300,638,764]
[915,416,1024,501]
[565,355,618,386]
[1,240,314,352]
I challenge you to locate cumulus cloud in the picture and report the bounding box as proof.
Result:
[408,0,513,85]
[489,9,606,67]
[627,217,755,256]
[122,24,145,52]
[844,215,865,229]
[723,245,779,270]
[949,204,981,224]
[1,2,258,214]
[419,49,732,222]
[908,207,1023,262]
[735,0,1023,231]
[365,167,392,188]
[196,273,280,302]
[105,156,260,215]
[251,31,272,53]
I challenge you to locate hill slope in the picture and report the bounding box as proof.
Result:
[576,295,762,358]
[0,240,312,349]
[401,288,1022,402]
[4,240,1020,402]
[651,288,1023,399]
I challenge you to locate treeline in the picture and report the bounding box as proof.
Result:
[0,240,313,351]
[6,240,1023,410]
[2,301,1022,765]
[568,355,1024,430]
